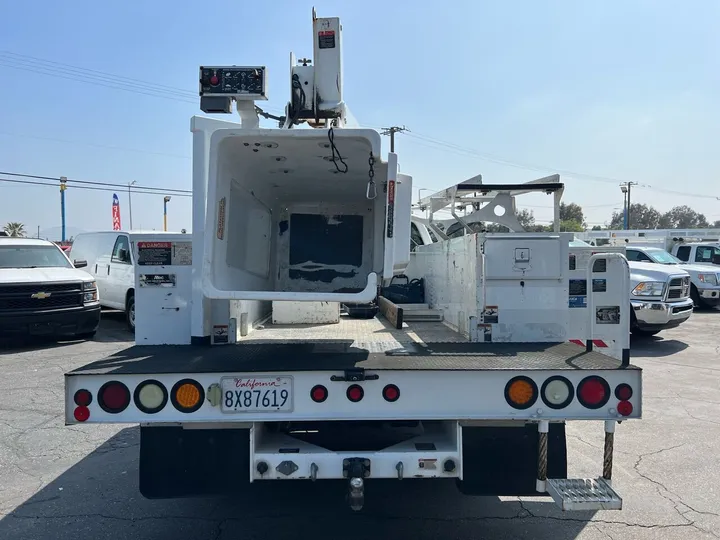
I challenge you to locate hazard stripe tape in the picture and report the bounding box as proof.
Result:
[569,339,608,348]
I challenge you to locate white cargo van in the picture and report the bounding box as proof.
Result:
[68,231,188,332]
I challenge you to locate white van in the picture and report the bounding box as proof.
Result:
[68,231,188,332]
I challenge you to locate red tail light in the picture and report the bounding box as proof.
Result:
[617,400,633,416]
[311,385,328,403]
[614,383,633,401]
[382,384,400,402]
[74,406,90,422]
[98,381,131,414]
[74,389,92,407]
[346,384,364,403]
[577,376,610,409]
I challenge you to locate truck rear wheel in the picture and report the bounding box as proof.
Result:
[126,292,135,333]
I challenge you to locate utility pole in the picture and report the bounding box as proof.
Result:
[380,125,407,153]
[163,196,171,231]
[619,182,637,230]
[128,181,137,230]
[60,176,67,242]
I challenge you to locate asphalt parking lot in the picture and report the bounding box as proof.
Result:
[1,310,719,540]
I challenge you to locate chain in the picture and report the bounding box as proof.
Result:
[366,153,377,199]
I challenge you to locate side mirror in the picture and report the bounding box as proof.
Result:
[118,248,130,262]
[712,254,720,265]
[74,259,88,269]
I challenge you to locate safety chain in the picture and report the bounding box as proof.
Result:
[366,153,377,199]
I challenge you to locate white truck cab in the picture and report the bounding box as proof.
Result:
[671,242,720,266]
[69,230,189,332]
[0,237,100,339]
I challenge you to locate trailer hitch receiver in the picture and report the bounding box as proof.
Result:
[343,458,370,511]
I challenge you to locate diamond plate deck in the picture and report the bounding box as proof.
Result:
[546,478,623,511]
[68,316,637,376]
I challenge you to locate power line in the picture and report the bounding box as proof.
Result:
[403,132,717,200]
[0,51,287,116]
[0,171,191,194]
[0,51,199,97]
[0,177,190,197]
[3,52,714,202]
[0,131,191,160]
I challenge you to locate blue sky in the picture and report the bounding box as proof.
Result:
[1,0,719,237]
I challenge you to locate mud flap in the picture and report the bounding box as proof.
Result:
[457,423,567,496]
[139,426,250,498]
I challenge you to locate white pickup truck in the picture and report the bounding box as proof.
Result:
[624,245,720,309]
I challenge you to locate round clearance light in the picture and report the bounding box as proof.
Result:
[617,400,633,417]
[614,383,633,401]
[74,406,90,422]
[74,389,93,407]
[134,380,168,414]
[382,384,400,403]
[98,381,131,414]
[310,385,328,403]
[171,379,205,413]
[541,376,574,409]
[504,376,538,410]
[577,376,610,410]
[347,384,364,403]
[210,75,219,85]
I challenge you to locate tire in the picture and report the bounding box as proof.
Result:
[631,328,661,337]
[690,285,706,309]
[126,292,136,334]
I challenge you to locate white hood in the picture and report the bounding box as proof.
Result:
[628,261,689,283]
[677,263,720,274]
[0,267,94,284]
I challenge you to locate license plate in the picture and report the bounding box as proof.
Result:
[220,376,293,413]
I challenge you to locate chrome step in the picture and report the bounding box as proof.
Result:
[546,478,622,511]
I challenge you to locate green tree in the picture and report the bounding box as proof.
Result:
[660,205,708,229]
[591,225,603,231]
[608,204,661,229]
[712,220,720,228]
[559,203,585,227]
[560,219,584,232]
[3,222,26,237]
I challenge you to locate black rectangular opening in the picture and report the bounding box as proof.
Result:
[289,214,363,267]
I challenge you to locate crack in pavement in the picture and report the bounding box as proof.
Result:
[632,443,720,538]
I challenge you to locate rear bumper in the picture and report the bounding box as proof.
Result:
[631,298,693,330]
[0,304,101,337]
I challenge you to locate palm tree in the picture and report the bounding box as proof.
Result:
[3,222,26,237]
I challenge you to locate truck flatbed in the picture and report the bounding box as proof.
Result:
[69,316,636,376]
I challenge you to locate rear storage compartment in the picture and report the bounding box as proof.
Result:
[203,129,387,305]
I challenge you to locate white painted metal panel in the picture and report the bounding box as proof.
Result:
[271,301,340,324]
[65,368,641,425]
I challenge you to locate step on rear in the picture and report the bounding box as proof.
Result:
[546,478,622,511]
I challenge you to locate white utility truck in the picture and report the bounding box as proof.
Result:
[65,10,641,512]
[581,229,720,267]
[413,209,694,336]
[580,232,719,309]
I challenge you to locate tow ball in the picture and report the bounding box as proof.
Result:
[343,458,370,511]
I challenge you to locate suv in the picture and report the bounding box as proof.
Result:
[626,246,720,309]
[0,238,101,339]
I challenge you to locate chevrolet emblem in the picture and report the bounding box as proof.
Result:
[31,292,51,299]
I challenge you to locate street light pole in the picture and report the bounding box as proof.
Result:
[60,176,67,242]
[163,196,171,231]
[619,182,637,230]
[128,181,137,231]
